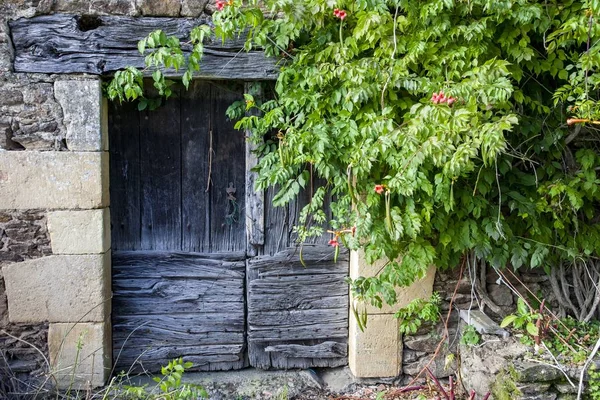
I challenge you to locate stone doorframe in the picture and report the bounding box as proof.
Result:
[1,79,111,388]
[0,77,436,389]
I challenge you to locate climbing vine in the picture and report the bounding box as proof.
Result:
[107,0,600,318]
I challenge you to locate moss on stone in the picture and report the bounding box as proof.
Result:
[491,366,522,400]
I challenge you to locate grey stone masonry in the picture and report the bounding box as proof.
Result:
[54,80,107,151]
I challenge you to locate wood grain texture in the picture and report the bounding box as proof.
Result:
[247,244,349,369]
[140,89,182,250]
[181,81,212,253]
[112,251,247,372]
[209,82,246,252]
[10,14,278,79]
[108,99,141,251]
[244,82,265,256]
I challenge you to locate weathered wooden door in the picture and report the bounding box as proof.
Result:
[109,80,348,373]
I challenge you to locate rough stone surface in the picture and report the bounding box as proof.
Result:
[136,0,181,16]
[0,210,52,265]
[49,322,111,389]
[89,0,139,15]
[54,80,106,151]
[459,331,526,397]
[348,313,402,378]
[0,320,49,388]
[181,0,209,16]
[0,151,109,210]
[3,253,111,323]
[47,209,110,254]
[517,362,564,383]
[0,77,65,150]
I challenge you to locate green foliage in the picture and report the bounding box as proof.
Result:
[500,298,541,338]
[107,0,600,313]
[460,324,481,346]
[545,317,600,364]
[122,358,208,400]
[395,292,441,334]
[590,364,600,400]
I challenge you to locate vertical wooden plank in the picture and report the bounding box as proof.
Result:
[139,88,182,250]
[244,82,265,257]
[181,81,212,253]
[263,188,295,255]
[210,82,246,252]
[108,99,141,251]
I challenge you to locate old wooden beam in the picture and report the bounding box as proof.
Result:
[244,82,265,256]
[9,14,278,80]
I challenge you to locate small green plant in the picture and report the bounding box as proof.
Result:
[123,358,208,400]
[500,298,542,340]
[461,324,481,346]
[589,364,600,400]
[396,293,441,334]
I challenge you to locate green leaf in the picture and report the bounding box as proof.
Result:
[500,314,518,328]
[526,322,539,337]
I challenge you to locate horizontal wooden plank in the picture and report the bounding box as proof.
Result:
[247,308,347,327]
[248,286,347,311]
[248,321,348,342]
[10,14,278,79]
[112,251,245,279]
[113,322,244,347]
[113,277,243,294]
[248,245,349,269]
[114,344,246,371]
[264,341,347,358]
[113,297,243,315]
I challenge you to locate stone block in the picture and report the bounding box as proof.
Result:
[47,209,110,254]
[3,253,111,323]
[181,0,209,16]
[49,322,111,389]
[459,309,509,338]
[348,313,402,378]
[54,80,106,151]
[350,250,436,314]
[136,0,181,16]
[0,151,109,210]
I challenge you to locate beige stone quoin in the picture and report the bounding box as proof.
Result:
[3,252,111,323]
[49,322,112,389]
[48,208,111,254]
[0,150,109,210]
[348,250,436,378]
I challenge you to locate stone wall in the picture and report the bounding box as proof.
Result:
[400,266,569,397]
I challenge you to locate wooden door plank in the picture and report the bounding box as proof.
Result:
[181,81,212,252]
[108,99,141,250]
[247,244,349,369]
[139,90,182,250]
[244,82,265,256]
[112,251,247,372]
[209,82,246,252]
